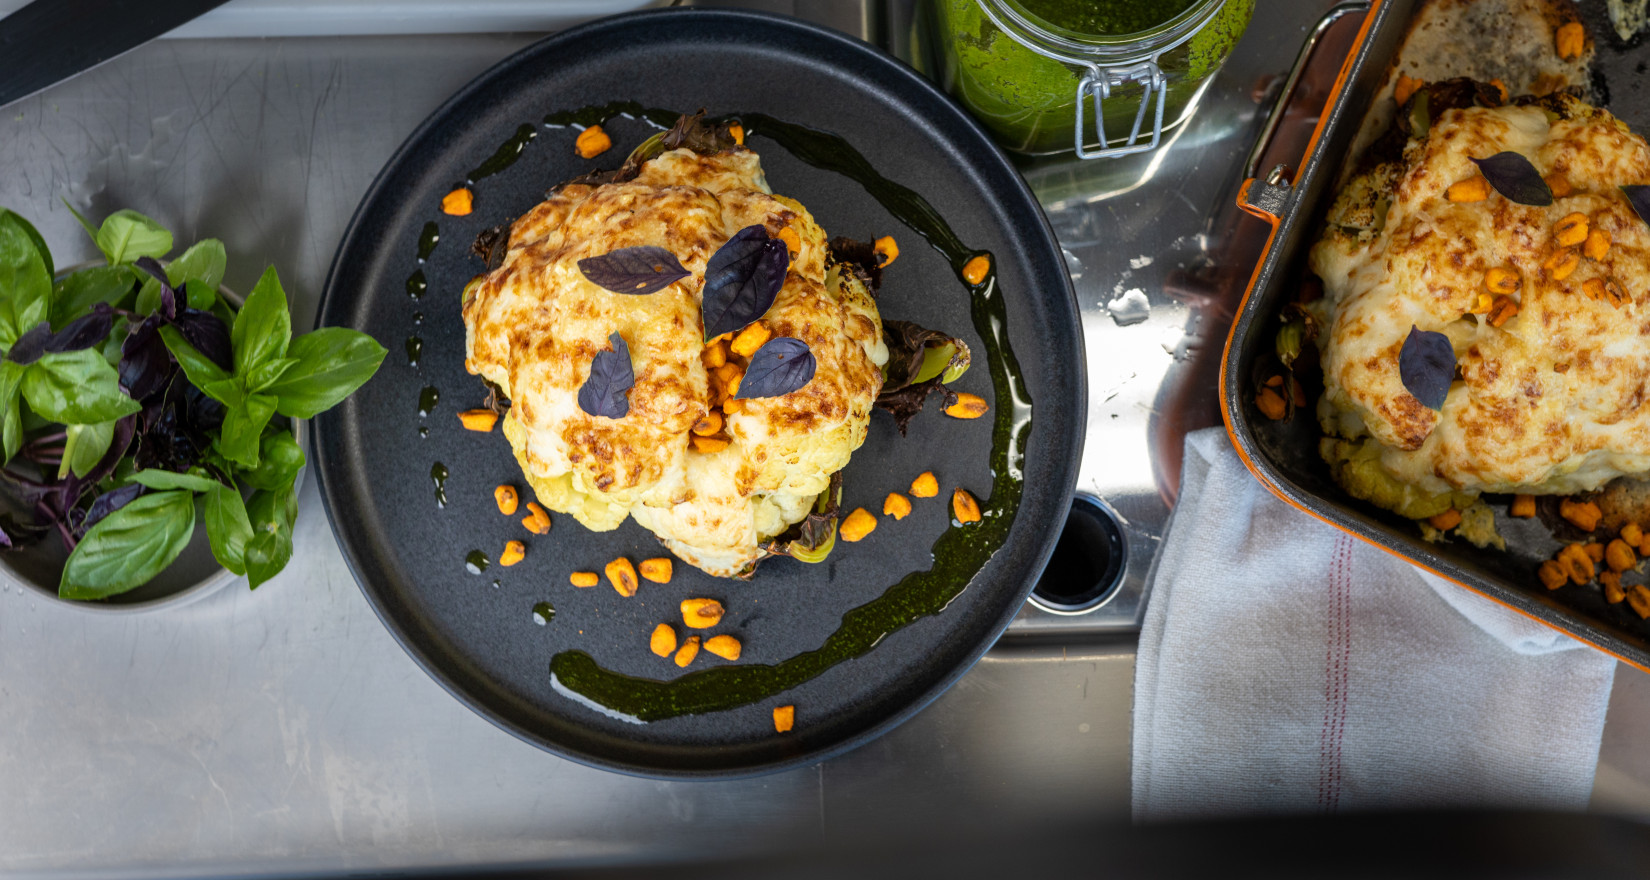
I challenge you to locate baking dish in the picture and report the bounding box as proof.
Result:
[1220,0,1650,671]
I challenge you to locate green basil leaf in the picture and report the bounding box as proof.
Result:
[0,361,23,464]
[61,419,118,479]
[265,328,387,418]
[217,392,276,469]
[53,265,133,327]
[244,356,299,393]
[95,209,172,266]
[184,280,217,312]
[0,209,52,279]
[21,350,141,424]
[204,483,253,576]
[239,429,304,491]
[65,201,100,248]
[157,324,230,390]
[136,239,226,314]
[59,490,195,599]
[245,484,297,589]
[0,212,52,348]
[201,377,246,409]
[232,266,291,377]
[126,468,223,493]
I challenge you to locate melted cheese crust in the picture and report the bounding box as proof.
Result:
[463,146,888,576]
[1312,100,1650,496]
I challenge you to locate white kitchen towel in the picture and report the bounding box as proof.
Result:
[1131,427,1618,821]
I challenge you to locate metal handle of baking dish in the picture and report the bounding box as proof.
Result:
[1238,0,1372,218]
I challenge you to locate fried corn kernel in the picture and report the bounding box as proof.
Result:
[692,410,723,436]
[1623,523,1644,546]
[1560,497,1603,531]
[650,623,677,657]
[1554,212,1590,248]
[675,635,701,667]
[1631,585,1650,620]
[1586,542,1606,563]
[962,255,991,285]
[729,122,745,145]
[1603,571,1626,604]
[522,502,551,535]
[773,705,795,733]
[459,409,499,431]
[1265,375,1283,387]
[1394,74,1423,106]
[1486,295,1520,328]
[1558,543,1595,584]
[1484,267,1520,295]
[1604,278,1628,306]
[639,558,673,584]
[702,340,728,369]
[1556,21,1585,60]
[1469,292,1495,314]
[681,598,725,629]
[495,485,519,516]
[944,393,990,419]
[691,435,730,454]
[840,507,878,542]
[722,397,743,415]
[441,187,474,216]
[776,225,800,256]
[1489,78,1509,102]
[731,322,771,358]
[1428,508,1463,530]
[874,235,900,267]
[1511,494,1537,518]
[1446,176,1491,202]
[1543,247,1580,281]
[953,488,982,524]
[910,472,939,498]
[1255,387,1288,420]
[883,492,912,520]
[1607,539,1637,573]
[1538,560,1568,590]
[1583,278,1607,301]
[1641,534,1650,557]
[499,540,525,567]
[1544,173,1573,198]
[704,634,742,661]
[605,558,639,597]
[570,571,599,588]
[715,360,745,389]
[575,124,612,158]
[1584,228,1612,260]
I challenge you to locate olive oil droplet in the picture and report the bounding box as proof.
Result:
[418,426,429,438]
[406,269,427,300]
[532,601,555,625]
[465,549,488,574]
[406,336,422,367]
[417,221,440,261]
[431,462,449,508]
[418,385,439,417]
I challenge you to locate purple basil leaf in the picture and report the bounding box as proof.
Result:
[120,315,175,401]
[7,321,52,365]
[577,332,633,419]
[577,246,691,295]
[1469,153,1552,207]
[702,225,788,340]
[736,337,816,399]
[173,308,232,371]
[81,483,143,532]
[1398,325,1455,411]
[133,256,177,319]
[1624,186,1650,228]
[86,415,136,488]
[183,380,226,434]
[44,303,115,354]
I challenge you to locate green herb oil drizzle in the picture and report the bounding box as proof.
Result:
[544,108,1034,723]
[467,123,537,182]
[417,222,440,261]
[406,270,427,300]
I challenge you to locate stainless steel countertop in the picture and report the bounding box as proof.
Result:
[0,3,1646,875]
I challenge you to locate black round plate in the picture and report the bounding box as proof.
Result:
[313,8,1084,777]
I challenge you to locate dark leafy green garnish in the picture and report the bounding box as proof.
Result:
[1623,185,1650,228]
[1398,325,1454,411]
[577,246,690,295]
[577,331,633,419]
[874,319,970,435]
[702,225,788,341]
[746,471,842,578]
[1470,153,1553,207]
[736,337,815,399]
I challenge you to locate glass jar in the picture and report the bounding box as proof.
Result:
[920,0,1254,157]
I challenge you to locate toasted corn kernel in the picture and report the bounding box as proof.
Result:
[704,634,742,661]
[691,435,730,454]
[495,485,519,516]
[651,624,677,657]
[1484,267,1520,295]
[571,571,599,588]
[1511,494,1536,518]
[639,558,673,584]
[605,558,639,597]
[1487,295,1520,328]
[962,255,991,285]
[840,508,878,542]
[1604,278,1628,306]
[692,410,723,436]
[1489,78,1509,102]
[674,635,701,667]
[1543,248,1580,281]
[731,322,772,358]
[702,340,728,369]
[1584,228,1612,261]
[722,398,744,415]
[773,705,795,733]
[1583,278,1607,301]
[1603,571,1626,604]
[1394,74,1422,106]
[459,409,499,431]
[1623,523,1644,546]
[1556,21,1585,60]
[1469,292,1495,314]
[883,492,912,520]
[681,598,725,629]
[1428,509,1462,530]
[1544,173,1572,198]
[1538,560,1567,590]
[776,225,800,256]
[1265,375,1283,387]
[715,361,744,388]
[1558,543,1595,584]
[874,236,900,267]
[575,125,612,158]
[910,472,939,498]
[1561,498,1603,531]
[441,187,474,216]
[952,488,982,524]
[728,122,745,145]
[1446,176,1491,202]
[1631,585,1650,619]
[1255,387,1287,420]
[522,502,551,535]
[725,372,742,400]
[1607,539,1637,573]
[499,540,525,567]
[1587,542,1606,563]
[1554,212,1589,248]
[945,393,990,419]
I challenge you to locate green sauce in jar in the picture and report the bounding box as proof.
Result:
[1019,0,1198,36]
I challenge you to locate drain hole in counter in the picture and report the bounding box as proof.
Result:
[1030,495,1125,614]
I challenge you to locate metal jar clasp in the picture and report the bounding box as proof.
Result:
[1074,60,1167,159]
